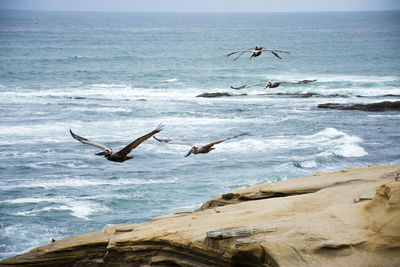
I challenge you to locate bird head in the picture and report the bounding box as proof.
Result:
[265,80,272,88]
[95,149,112,157]
[185,146,197,157]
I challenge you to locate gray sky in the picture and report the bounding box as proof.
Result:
[1,0,399,12]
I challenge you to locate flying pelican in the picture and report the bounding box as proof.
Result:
[231,79,317,90]
[153,133,248,157]
[70,123,164,162]
[226,46,289,61]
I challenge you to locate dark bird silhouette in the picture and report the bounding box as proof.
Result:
[153,133,248,157]
[70,123,164,162]
[226,46,289,61]
[231,79,317,90]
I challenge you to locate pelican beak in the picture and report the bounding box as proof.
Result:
[95,151,107,156]
[185,147,196,157]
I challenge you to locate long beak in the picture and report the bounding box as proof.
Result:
[95,151,107,156]
[184,147,196,157]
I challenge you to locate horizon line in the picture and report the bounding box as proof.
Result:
[1,8,399,14]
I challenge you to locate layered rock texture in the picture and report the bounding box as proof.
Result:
[1,164,400,267]
[317,101,400,111]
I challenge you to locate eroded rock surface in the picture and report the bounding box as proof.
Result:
[318,101,400,111]
[1,165,400,267]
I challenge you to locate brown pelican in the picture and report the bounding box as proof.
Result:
[226,46,289,61]
[231,79,317,90]
[70,123,164,162]
[153,133,248,157]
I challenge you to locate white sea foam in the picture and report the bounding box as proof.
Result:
[3,196,105,219]
[162,78,178,83]
[67,106,132,113]
[1,177,179,190]
[1,73,399,104]
[250,73,399,83]
[299,160,318,168]
[298,128,368,158]
[206,128,367,159]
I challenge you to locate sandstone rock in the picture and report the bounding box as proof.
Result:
[1,164,400,267]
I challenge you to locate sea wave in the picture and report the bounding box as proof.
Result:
[2,196,106,219]
[162,78,178,83]
[296,127,368,158]
[0,177,179,190]
[214,128,367,160]
[1,75,399,102]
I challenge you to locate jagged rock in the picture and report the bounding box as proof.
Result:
[196,92,232,98]
[1,164,400,267]
[260,92,316,98]
[318,101,400,111]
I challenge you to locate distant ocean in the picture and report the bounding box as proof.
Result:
[0,10,399,260]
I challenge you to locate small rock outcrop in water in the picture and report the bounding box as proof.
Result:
[318,101,400,111]
[260,92,316,98]
[1,165,400,267]
[196,92,232,97]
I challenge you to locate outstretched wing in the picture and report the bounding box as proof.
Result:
[226,47,254,61]
[262,48,290,54]
[117,123,165,156]
[230,82,267,90]
[277,79,317,85]
[153,136,194,146]
[70,129,112,152]
[262,48,290,59]
[203,132,249,149]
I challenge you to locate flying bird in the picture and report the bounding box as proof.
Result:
[70,123,164,162]
[231,79,317,90]
[153,133,248,157]
[226,46,289,61]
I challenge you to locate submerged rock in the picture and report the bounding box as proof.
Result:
[261,92,316,98]
[1,165,400,267]
[318,101,400,111]
[196,92,232,98]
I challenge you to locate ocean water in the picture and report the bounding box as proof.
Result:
[0,10,400,260]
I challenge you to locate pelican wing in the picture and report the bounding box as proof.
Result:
[226,48,253,57]
[203,133,249,149]
[226,47,254,61]
[70,129,112,152]
[153,136,193,146]
[262,48,290,54]
[261,48,290,59]
[270,50,282,59]
[277,79,317,85]
[231,82,267,90]
[118,123,165,156]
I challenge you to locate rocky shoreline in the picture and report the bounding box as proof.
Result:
[1,164,399,267]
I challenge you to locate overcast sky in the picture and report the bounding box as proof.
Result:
[1,0,399,12]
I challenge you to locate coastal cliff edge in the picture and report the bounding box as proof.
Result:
[1,164,400,267]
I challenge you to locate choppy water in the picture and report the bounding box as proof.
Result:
[1,10,400,260]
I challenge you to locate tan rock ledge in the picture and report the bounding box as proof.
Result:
[1,164,400,267]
